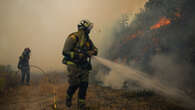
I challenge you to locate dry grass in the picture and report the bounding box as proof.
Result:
[0,73,193,110]
[0,65,20,95]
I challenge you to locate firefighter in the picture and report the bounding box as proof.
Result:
[17,48,31,85]
[62,19,98,109]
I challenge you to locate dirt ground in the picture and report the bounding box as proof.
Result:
[0,74,193,110]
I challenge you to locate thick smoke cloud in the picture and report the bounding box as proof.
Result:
[0,0,146,71]
[95,0,195,92]
[93,1,195,107]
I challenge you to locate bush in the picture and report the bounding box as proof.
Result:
[0,65,19,94]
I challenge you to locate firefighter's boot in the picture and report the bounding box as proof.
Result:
[78,99,88,110]
[66,95,72,108]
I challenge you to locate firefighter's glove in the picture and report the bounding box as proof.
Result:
[87,50,96,57]
[17,64,22,70]
[77,53,85,59]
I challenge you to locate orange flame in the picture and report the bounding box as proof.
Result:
[150,17,171,30]
[175,13,181,17]
[123,30,143,43]
[129,34,137,40]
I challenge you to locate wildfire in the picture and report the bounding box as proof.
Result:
[175,12,181,18]
[175,8,181,18]
[150,17,171,30]
[123,30,143,43]
[128,33,137,40]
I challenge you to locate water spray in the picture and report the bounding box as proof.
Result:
[93,56,195,108]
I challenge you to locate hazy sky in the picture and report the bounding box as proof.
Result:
[0,0,146,71]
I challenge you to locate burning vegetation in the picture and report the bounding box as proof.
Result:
[150,17,171,30]
[104,0,195,74]
[99,0,195,102]
[1,0,195,110]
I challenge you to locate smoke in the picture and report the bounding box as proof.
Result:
[97,0,195,90]
[90,0,195,108]
[0,0,146,71]
[150,54,193,88]
[95,54,193,90]
[94,56,195,108]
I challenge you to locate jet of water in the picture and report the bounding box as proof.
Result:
[93,56,195,108]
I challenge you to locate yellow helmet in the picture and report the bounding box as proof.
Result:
[78,19,93,32]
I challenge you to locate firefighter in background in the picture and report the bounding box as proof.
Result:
[17,48,31,85]
[62,20,98,109]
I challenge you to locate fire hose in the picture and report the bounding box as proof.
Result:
[30,65,46,74]
[17,65,57,110]
[30,65,57,110]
